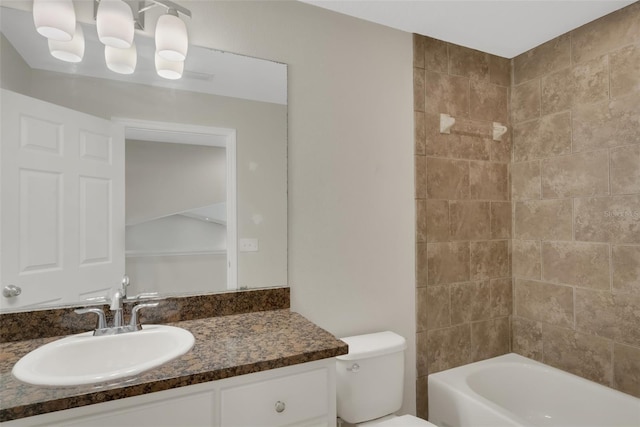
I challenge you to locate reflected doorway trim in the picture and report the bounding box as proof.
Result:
[113,118,237,291]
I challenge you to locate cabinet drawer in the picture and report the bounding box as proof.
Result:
[220,367,329,426]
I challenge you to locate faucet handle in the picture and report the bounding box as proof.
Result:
[75,308,107,330]
[129,302,160,330]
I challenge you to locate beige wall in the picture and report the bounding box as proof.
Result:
[1,0,417,414]
[413,35,513,419]
[511,3,640,397]
[186,1,416,414]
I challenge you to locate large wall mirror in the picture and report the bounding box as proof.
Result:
[0,5,287,312]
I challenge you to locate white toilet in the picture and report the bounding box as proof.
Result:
[336,331,436,426]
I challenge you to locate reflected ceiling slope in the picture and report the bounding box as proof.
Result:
[0,7,287,105]
[299,0,636,58]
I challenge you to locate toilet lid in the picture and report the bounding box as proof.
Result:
[374,415,437,427]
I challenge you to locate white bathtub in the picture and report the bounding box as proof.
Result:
[428,353,640,427]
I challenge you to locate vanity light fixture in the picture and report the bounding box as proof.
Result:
[32,0,191,79]
[48,23,84,62]
[155,52,183,80]
[32,0,76,41]
[155,8,188,61]
[105,43,137,74]
[96,0,135,49]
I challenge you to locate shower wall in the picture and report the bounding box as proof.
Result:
[413,35,513,419]
[511,2,640,397]
[414,2,640,418]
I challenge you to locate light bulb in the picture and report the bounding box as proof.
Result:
[48,23,84,63]
[105,43,137,74]
[155,10,188,61]
[33,0,76,41]
[97,0,134,49]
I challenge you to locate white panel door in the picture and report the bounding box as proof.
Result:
[0,89,125,310]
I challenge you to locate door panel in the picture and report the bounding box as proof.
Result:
[1,89,124,310]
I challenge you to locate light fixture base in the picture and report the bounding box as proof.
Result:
[94,0,191,30]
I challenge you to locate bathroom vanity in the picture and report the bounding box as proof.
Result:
[0,308,348,426]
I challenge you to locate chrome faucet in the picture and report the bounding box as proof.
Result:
[75,276,159,336]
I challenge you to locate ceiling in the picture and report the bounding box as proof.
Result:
[298,0,636,58]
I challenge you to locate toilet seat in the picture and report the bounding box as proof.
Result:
[360,414,437,426]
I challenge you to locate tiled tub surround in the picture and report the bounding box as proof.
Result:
[414,35,513,419]
[511,2,640,398]
[0,309,348,422]
[414,2,640,418]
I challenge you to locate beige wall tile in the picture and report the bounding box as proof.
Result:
[426,324,472,373]
[610,43,640,99]
[450,135,491,161]
[471,317,510,362]
[571,2,640,64]
[425,71,470,117]
[413,34,425,69]
[417,286,428,332]
[415,111,426,155]
[470,161,509,200]
[575,288,640,347]
[541,150,610,198]
[417,243,428,288]
[612,245,640,294]
[511,79,540,124]
[542,241,611,290]
[541,56,609,115]
[614,343,640,398]
[513,239,541,279]
[572,94,640,152]
[426,199,450,242]
[416,376,429,420]
[512,161,541,200]
[513,33,570,85]
[414,67,425,112]
[424,113,451,157]
[515,199,573,240]
[513,112,572,162]
[491,278,513,317]
[451,281,491,324]
[416,199,427,243]
[416,331,428,377]
[450,201,491,240]
[424,36,449,74]
[470,240,510,280]
[491,128,512,163]
[426,157,470,199]
[574,195,640,244]
[542,324,613,386]
[415,155,427,199]
[515,279,574,328]
[449,44,490,81]
[425,285,451,331]
[610,145,640,195]
[512,316,543,361]
[469,79,508,123]
[489,55,511,87]
[427,242,471,286]
[491,201,512,239]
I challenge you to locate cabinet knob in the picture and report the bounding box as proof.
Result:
[274,401,286,413]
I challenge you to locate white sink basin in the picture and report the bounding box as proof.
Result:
[12,325,195,386]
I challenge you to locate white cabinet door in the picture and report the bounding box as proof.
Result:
[0,89,125,310]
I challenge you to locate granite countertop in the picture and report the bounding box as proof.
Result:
[0,310,348,422]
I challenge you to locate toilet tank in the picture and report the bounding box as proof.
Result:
[336,331,406,424]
